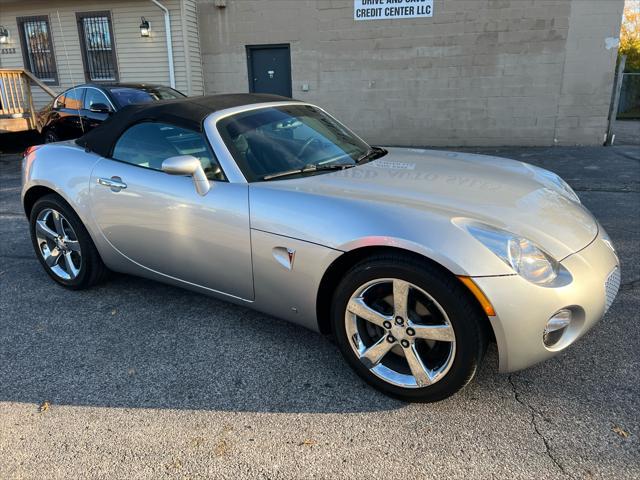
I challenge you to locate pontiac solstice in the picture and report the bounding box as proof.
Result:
[21,94,620,402]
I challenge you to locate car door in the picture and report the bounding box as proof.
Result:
[88,122,254,300]
[53,87,86,140]
[81,87,114,132]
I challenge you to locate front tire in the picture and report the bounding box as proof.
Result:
[331,254,487,402]
[29,194,107,289]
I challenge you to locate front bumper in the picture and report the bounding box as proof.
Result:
[474,231,620,373]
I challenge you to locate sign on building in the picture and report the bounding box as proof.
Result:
[354,0,433,21]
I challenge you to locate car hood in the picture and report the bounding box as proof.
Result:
[256,148,597,260]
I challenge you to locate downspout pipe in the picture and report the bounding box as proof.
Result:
[150,0,176,89]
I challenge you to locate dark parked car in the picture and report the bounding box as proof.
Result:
[37,83,186,143]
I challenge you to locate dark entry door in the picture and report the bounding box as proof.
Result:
[247,44,292,97]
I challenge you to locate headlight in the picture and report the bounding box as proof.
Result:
[464,223,560,285]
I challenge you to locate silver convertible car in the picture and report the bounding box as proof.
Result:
[21,94,620,402]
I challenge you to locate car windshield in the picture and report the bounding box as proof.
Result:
[217,104,376,182]
[109,86,184,107]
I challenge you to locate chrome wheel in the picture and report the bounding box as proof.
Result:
[345,278,456,388]
[35,208,82,280]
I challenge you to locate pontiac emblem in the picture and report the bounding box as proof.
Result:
[272,246,296,271]
[287,248,296,268]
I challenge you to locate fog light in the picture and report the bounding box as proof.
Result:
[543,309,572,347]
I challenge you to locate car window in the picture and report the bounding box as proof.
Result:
[84,89,112,111]
[58,87,84,110]
[108,87,184,107]
[112,122,224,181]
[217,104,371,182]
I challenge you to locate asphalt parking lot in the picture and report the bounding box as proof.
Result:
[1,144,638,479]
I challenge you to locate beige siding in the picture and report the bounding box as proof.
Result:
[0,0,204,109]
[184,0,204,95]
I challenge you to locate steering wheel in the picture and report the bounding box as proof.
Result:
[297,137,322,158]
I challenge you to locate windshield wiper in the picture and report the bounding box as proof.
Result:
[263,163,355,181]
[356,146,388,165]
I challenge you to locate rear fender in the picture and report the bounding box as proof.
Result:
[22,142,103,246]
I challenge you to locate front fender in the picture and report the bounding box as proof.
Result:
[250,185,512,277]
[337,235,472,276]
[335,214,513,277]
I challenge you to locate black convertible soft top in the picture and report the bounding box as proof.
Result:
[76,93,294,158]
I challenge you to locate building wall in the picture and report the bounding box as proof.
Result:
[0,0,204,108]
[197,0,624,146]
[181,0,205,96]
[556,1,624,144]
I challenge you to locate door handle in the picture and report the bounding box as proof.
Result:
[97,176,127,191]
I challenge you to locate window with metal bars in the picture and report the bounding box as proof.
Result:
[76,11,119,83]
[17,16,58,84]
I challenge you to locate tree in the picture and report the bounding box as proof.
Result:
[620,1,640,72]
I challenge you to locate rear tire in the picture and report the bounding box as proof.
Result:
[331,254,487,402]
[29,194,108,289]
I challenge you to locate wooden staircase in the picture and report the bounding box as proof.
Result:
[0,69,57,133]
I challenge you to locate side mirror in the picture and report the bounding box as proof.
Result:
[161,155,210,196]
[90,103,112,114]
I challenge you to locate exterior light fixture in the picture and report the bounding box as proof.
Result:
[139,17,150,37]
[0,26,9,44]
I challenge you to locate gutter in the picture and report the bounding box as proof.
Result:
[151,0,176,89]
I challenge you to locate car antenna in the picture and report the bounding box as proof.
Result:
[55,10,84,135]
